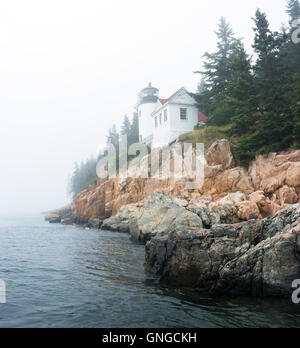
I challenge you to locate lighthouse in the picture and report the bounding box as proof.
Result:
[138,83,159,145]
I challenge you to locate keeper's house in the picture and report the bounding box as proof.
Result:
[138,83,208,148]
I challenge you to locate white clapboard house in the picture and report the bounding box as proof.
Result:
[138,83,208,148]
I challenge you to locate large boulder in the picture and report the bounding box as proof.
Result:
[206,139,235,170]
[129,193,203,243]
[45,214,61,224]
[49,216,61,223]
[102,204,141,233]
[188,204,240,228]
[61,218,73,226]
[86,219,102,229]
[145,203,300,297]
[277,186,298,205]
[249,151,300,193]
[236,201,262,220]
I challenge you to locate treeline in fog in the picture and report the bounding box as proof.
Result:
[68,113,139,198]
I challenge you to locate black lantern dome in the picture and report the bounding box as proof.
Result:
[140,82,159,104]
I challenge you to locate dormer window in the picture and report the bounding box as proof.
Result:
[155,116,158,128]
[180,108,187,120]
[164,109,167,122]
[159,113,162,125]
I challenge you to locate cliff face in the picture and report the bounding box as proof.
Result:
[145,203,300,297]
[74,140,300,222]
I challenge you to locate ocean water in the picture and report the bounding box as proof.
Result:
[0,215,299,328]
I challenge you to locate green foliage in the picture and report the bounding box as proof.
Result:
[287,0,300,24]
[178,125,231,148]
[195,3,300,166]
[293,79,300,144]
[68,157,98,198]
[195,17,239,126]
[284,0,300,79]
[69,106,140,198]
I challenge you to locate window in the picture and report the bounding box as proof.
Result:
[180,108,187,120]
[155,116,158,128]
[159,113,162,125]
[164,109,167,122]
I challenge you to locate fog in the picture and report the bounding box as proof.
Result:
[0,0,288,215]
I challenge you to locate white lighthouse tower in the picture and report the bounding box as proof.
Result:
[138,83,159,145]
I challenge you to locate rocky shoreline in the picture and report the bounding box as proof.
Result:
[45,141,300,298]
[46,192,300,298]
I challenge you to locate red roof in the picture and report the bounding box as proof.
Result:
[198,111,208,123]
[158,87,185,106]
[159,88,208,123]
[159,98,168,105]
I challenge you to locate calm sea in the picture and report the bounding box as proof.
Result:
[0,215,299,328]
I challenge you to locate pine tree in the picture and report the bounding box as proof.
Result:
[287,0,300,25]
[121,115,131,136]
[106,124,119,148]
[226,41,257,136]
[202,17,237,92]
[293,78,300,146]
[128,112,139,145]
[195,17,238,125]
[285,0,300,78]
[251,9,294,154]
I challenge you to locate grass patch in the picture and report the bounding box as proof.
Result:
[178,124,231,148]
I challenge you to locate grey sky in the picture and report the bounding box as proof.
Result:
[0,0,289,214]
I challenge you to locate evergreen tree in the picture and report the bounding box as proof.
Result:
[106,124,119,149]
[285,0,300,78]
[287,0,300,25]
[195,17,238,125]
[202,17,237,92]
[68,157,98,198]
[293,78,300,146]
[226,41,257,136]
[250,10,293,154]
[128,112,139,145]
[193,78,213,117]
[121,115,131,136]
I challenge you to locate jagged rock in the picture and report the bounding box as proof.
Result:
[249,151,300,193]
[249,191,266,204]
[102,204,141,233]
[61,218,73,226]
[188,204,240,228]
[208,192,246,209]
[129,193,203,243]
[44,214,55,221]
[145,203,300,297]
[86,219,102,229]
[206,139,235,170]
[173,198,189,207]
[278,186,298,205]
[201,167,255,196]
[73,147,300,223]
[237,201,261,220]
[47,214,61,223]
